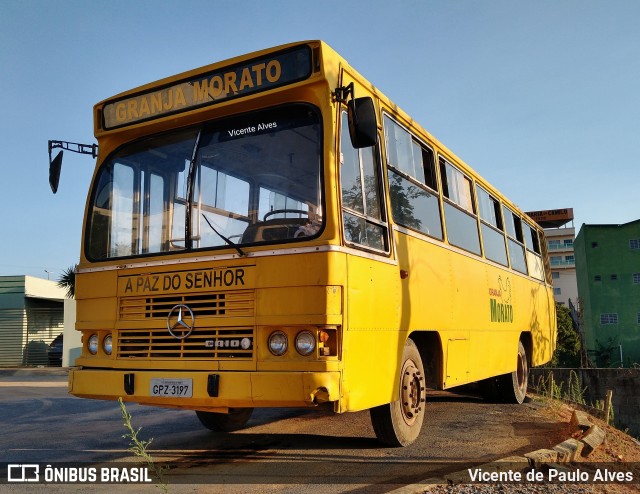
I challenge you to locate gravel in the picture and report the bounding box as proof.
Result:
[424,484,599,493]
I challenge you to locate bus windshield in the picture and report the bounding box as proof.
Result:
[87,104,322,260]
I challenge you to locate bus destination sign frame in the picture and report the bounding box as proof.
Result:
[102,45,312,130]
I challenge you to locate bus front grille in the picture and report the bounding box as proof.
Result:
[117,327,254,359]
[119,290,254,320]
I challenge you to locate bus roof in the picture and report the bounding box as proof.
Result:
[93,39,539,231]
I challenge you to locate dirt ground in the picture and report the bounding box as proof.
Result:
[424,396,640,494]
[537,399,640,464]
[539,399,640,493]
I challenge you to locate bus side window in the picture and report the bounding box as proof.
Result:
[524,222,545,280]
[340,112,388,252]
[476,185,508,266]
[503,205,528,274]
[440,158,481,255]
[525,223,541,254]
[383,115,443,240]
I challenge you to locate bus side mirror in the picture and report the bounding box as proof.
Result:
[49,150,63,194]
[347,97,377,148]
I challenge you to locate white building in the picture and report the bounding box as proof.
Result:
[545,227,578,306]
[0,275,79,367]
[526,209,578,307]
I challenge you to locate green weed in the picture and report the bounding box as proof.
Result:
[118,397,169,493]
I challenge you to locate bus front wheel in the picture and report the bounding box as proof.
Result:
[370,338,426,447]
[195,408,254,432]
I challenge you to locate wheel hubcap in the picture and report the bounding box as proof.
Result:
[400,359,425,425]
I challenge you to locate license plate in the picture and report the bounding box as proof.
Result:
[150,378,193,397]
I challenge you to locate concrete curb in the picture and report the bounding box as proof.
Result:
[388,408,607,493]
[524,411,605,466]
[0,367,70,377]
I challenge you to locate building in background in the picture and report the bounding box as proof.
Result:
[0,276,65,366]
[526,208,578,308]
[0,275,79,367]
[574,219,640,367]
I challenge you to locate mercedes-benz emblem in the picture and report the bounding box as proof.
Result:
[167,304,195,340]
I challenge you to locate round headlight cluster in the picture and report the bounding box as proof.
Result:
[88,334,99,355]
[103,335,113,355]
[295,331,316,356]
[87,334,113,355]
[268,330,316,356]
[268,331,288,356]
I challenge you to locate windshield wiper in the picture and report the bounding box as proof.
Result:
[201,214,247,257]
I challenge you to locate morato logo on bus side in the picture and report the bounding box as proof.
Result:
[489,276,514,323]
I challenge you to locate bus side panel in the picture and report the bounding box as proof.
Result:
[395,229,556,389]
[470,265,522,382]
[530,282,556,366]
[340,254,402,412]
[395,231,460,387]
[394,232,453,332]
[467,262,556,379]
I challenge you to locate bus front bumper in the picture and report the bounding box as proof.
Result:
[68,368,341,410]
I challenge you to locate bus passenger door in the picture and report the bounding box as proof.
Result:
[337,72,402,410]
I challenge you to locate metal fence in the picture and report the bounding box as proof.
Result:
[0,308,64,367]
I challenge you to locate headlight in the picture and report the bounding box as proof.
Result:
[295,330,316,356]
[268,331,288,356]
[103,335,113,355]
[88,334,99,355]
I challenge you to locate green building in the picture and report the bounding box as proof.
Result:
[574,220,640,367]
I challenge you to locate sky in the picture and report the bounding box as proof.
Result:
[1,0,639,279]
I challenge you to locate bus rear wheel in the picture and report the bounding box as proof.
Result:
[370,338,426,447]
[195,408,254,432]
[497,340,529,404]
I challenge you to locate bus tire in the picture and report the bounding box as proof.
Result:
[370,338,426,447]
[195,408,254,432]
[498,340,529,404]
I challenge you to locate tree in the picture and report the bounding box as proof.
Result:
[57,265,76,299]
[551,303,581,367]
[591,336,619,368]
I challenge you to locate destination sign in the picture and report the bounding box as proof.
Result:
[118,267,253,296]
[103,46,312,130]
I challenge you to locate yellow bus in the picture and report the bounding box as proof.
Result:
[51,40,556,447]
